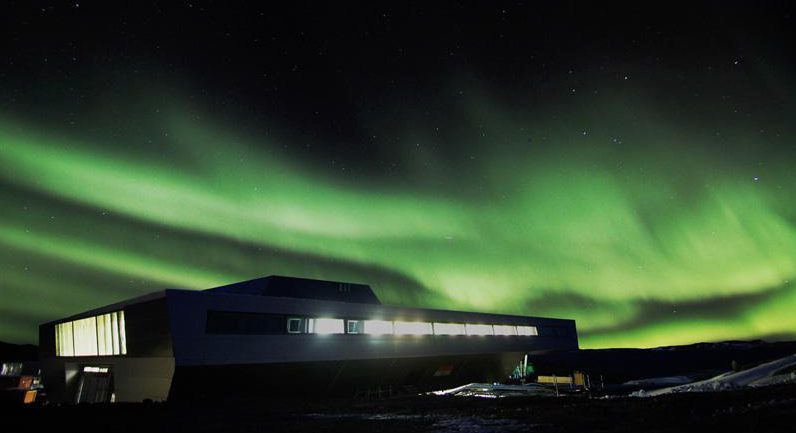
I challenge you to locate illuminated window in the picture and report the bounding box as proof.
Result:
[465,324,494,336]
[394,321,433,336]
[73,317,98,356]
[307,318,345,334]
[55,322,74,357]
[493,325,518,336]
[516,325,538,336]
[346,320,362,334]
[110,312,119,354]
[54,311,127,357]
[1,363,23,376]
[119,311,127,355]
[433,323,466,335]
[362,320,394,335]
[97,314,109,354]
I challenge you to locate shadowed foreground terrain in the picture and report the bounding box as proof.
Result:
[4,384,796,433]
[3,340,795,431]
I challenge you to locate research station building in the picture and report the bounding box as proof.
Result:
[39,275,578,403]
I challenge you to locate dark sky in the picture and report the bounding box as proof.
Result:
[1,1,795,347]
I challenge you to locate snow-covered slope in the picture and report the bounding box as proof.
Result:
[623,375,694,389]
[431,383,556,398]
[634,353,796,397]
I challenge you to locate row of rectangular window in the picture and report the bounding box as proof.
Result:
[287,317,539,337]
[55,311,127,357]
[204,311,573,337]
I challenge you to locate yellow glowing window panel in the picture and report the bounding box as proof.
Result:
[362,320,394,335]
[54,310,127,357]
[55,323,61,356]
[433,323,466,335]
[119,311,127,355]
[516,325,538,336]
[97,312,126,355]
[465,324,494,336]
[394,321,433,336]
[111,312,120,354]
[73,316,98,356]
[55,322,74,357]
[23,390,37,404]
[97,314,110,355]
[307,318,345,334]
[493,325,518,336]
[62,321,74,356]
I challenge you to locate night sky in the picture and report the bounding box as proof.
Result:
[1,2,795,348]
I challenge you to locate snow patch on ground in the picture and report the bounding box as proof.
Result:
[431,382,556,398]
[623,375,694,388]
[633,353,796,397]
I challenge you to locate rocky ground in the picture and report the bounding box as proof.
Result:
[4,383,796,433]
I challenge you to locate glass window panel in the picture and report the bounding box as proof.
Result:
[119,311,127,355]
[465,324,494,336]
[53,311,127,357]
[433,323,466,335]
[287,317,303,333]
[104,314,113,355]
[97,315,107,355]
[60,322,74,356]
[362,320,393,335]
[346,320,362,334]
[73,317,98,356]
[516,325,538,336]
[111,312,119,355]
[307,318,344,334]
[55,324,61,356]
[493,325,518,336]
[394,321,433,336]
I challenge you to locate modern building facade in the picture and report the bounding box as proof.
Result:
[40,275,578,403]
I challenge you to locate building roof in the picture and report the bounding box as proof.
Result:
[206,275,381,305]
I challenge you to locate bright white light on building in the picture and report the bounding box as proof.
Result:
[517,325,538,336]
[465,324,494,336]
[394,321,433,336]
[492,325,518,336]
[363,320,394,335]
[308,318,345,334]
[433,323,466,335]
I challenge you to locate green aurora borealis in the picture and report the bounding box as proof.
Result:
[2,89,795,348]
[1,2,795,348]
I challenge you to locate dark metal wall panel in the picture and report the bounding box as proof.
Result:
[124,298,173,357]
[165,289,578,366]
[168,352,524,400]
[39,322,55,358]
